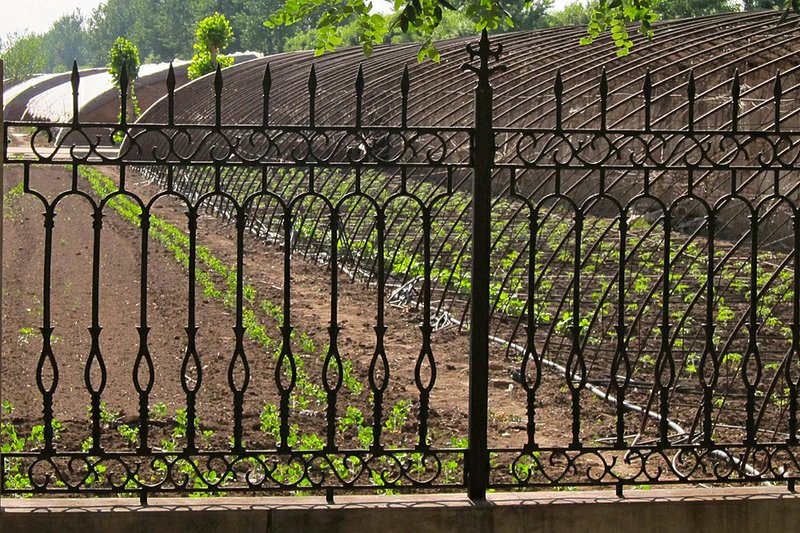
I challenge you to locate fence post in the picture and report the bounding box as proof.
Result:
[462,30,505,501]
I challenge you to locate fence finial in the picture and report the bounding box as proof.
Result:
[731,69,740,131]
[355,64,364,128]
[687,69,696,131]
[120,60,129,126]
[167,61,176,126]
[461,29,506,84]
[71,60,80,125]
[554,69,563,131]
[774,70,782,132]
[308,64,317,127]
[643,68,652,131]
[214,63,223,128]
[401,64,410,128]
[262,63,271,127]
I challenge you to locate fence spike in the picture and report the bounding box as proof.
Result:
[401,64,410,128]
[731,69,740,132]
[167,61,176,126]
[262,63,271,127]
[774,70,782,132]
[643,68,652,131]
[309,64,317,127]
[214,63,223,128]
[71,60,80,125]
[554,69,563,131]
[355,64,364,128]
[120,60,129,126]
[600,67,608,130]
[687,69,696,131]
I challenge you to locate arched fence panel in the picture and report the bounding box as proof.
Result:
[3,14,800,502]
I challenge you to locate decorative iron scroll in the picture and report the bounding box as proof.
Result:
[2,25,800,502]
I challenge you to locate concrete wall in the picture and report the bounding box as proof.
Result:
[2,487,799,533]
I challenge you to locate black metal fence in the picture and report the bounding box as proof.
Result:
[2,31,800,502]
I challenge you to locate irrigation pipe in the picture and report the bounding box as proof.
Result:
[485,331,764,479]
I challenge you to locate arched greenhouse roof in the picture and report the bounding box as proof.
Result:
[137,10,799,135]
[21,52,262,123]
[3,69,105,121]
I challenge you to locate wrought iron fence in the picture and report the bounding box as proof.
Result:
[2,29,800,503]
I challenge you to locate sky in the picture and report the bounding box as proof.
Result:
[1,0,104,39]
[0,0,571,41]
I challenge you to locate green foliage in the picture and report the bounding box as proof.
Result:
[269,0,657,60]
[108,37,142,128]
[189,12,236,79]
[0,32,47,81]
[188,52,235,79]
[654,0,738,20]
[545,1,596,26]
[580,0,658,57]
[108,37,141,87]
[196,12,235,53]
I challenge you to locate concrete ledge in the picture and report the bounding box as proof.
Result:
[2,487,800,532]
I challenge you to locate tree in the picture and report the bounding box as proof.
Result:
[229,0,316,54]
[653,0,738,21]
[108,37,142,122]
[545,1,595,27]
[189,12,235,79]
[0,32,47,81]
[504,0,555,30]
[268,0,797,60]
[743,0,786,9]
[88,0,145,66]
[42,11,90,72]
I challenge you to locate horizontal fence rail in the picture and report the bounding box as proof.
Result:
[2,29,800,502]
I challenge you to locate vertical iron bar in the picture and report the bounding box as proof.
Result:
[687,70,696,133]
[415,207,435,450]
[731,70,740,133]
[461,30,504,501]
[599,68,607,131]
[658,203,674,445]
[323,207,343,452]
[229,205,250,453]
[774,71,782,132]
[568,213,586,449]
[643,69,652,132]
[134,206,153,454]
[614,214,629,448]
[182,208,201,453]
[790,209,800,446]
[702,205,717,446]
[38,190,58,454]
[744,209,760,446]
[276,202,296,452]
[369,208,388,452]
[87,201,106,454]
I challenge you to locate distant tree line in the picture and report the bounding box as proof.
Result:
[0,0,789,81]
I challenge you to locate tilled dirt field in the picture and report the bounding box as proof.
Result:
[0,161,660,488]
